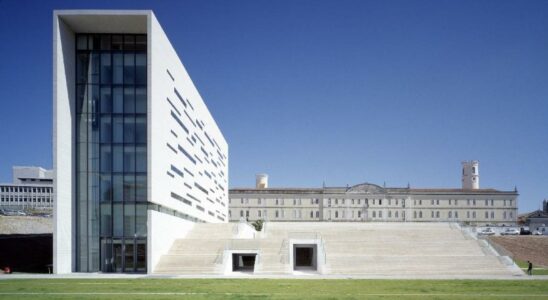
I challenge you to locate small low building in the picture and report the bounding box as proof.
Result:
[518,199,548,231]
[0,166,53,212]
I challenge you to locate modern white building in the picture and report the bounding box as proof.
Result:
[0,166,54,211]
[229,162,518,225]
[53,10,228,274]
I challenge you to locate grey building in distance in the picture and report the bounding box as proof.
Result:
[0,166,54,211]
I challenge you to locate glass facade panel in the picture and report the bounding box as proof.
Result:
[123,174,135,202]
[100,238,113,272]
[100,35,111,50]
[135,145,147,173]
[113,204,123,236]
[100,145,112,172]
[124,116,135,143]
[112,145,123,172]
[88,143,100,173]
[136,240,146,272]
[135,35,147,51]
[136,53,146,85]
[90,84,100,111]
[135,116,146,144]
[100,116,112,143]
[75,33,147,273]
[100,203,112,236]
[76,54,89,84]
[135,87,146,114]
[100,87,112,113]
[136,204,147,234]
[123,146,136,172]
[112,116,123,143]
[124,35,135,51]
[112,35,123,50]
[124,53,135,84]
[76,85,87,113]
[90,53,100,84]
[124,204,135,235]
[100,173,112,202]
[124,87,135,114]
[77,35,87,50]
[100,53,112,84]
[113,87,123,113]
[113,174,123,202]
[89,35,101,51]
[113,240,123,272]
[113,53,123,84]
[124,243,135,270]
[135,175,147,202]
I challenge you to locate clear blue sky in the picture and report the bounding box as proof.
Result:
[0,0,546,213]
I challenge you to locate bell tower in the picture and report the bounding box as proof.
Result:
[461,160,479,189]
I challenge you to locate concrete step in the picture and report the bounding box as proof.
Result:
[153,222,515,276]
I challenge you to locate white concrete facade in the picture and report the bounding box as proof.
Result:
[148,13,228,223]
[147,209,195,273]
[53,10,228,274]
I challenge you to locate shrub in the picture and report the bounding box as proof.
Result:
[252,219,264,231]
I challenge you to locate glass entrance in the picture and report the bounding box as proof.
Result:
[100,238,113,272]
[101,238,146,273]
[113,239,123,272]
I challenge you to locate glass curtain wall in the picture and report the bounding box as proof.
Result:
[76,34,147,273]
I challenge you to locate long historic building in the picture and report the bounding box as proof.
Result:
[229,162,518,225]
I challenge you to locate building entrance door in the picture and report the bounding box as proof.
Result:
[101,238,147,273]
[113,239,123,272]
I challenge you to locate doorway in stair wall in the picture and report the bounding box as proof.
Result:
[293,244,317,271]
[232,253,256,272]
[224,250,259,275]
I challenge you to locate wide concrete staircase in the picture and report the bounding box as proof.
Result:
[310,222,516,275]
[153,222,521,276]
[153,223,233,274]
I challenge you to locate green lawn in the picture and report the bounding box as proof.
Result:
[0,279,547,299]
[515,259,548,275]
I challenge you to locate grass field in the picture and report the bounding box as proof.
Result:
[0,279,547,299]
[515,259,548,275]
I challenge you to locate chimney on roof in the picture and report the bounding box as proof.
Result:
[256,174,268,189]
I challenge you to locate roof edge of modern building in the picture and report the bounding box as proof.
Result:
[54,9,153,16]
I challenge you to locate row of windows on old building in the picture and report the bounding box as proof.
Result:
[231,197,514,207]
[231,209,515,220]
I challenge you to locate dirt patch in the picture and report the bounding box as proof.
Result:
[0,216,52,234]
[489,236,548,267]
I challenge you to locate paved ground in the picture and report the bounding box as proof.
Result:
[489,236,548,267]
